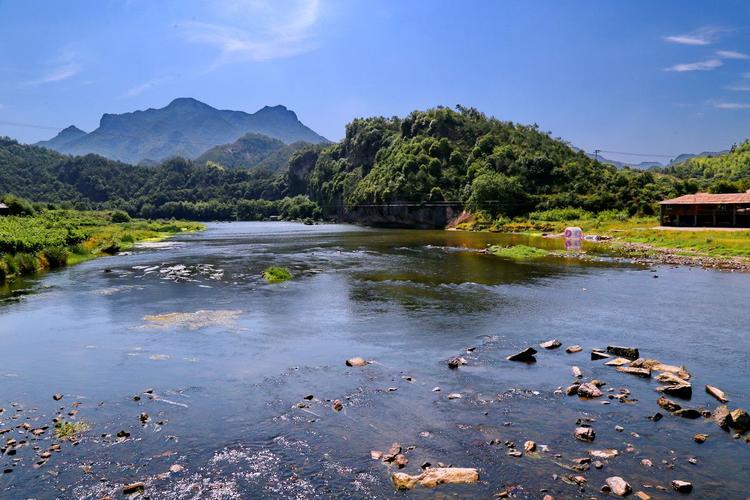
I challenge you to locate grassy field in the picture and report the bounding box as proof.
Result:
[0,210,203,282]
[458,208,750,260]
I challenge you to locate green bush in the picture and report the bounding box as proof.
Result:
[263,266,293,283]
[121,233,135,243]
[110,210,131,223]
[14,253,38,274]
[42,247,68,268]
[528,207,592,221]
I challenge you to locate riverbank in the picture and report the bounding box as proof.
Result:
[454,211,750,271]
[0,210,203,283]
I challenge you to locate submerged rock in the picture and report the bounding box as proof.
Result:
[673,408,701,419]
[604,476,632,496]
[729,409,750,431]
[507,347,537,362]
[606,346,640,360]
[123,482,145,495]
[657,396,682,412]
[671,480,693,493]
[591,349,610,360]
[657,382,692,399]
[540,339,562,349]
[604,357,630,367]
[392,467,479,490]
[575,427,595,442]
[616,366,651,378]
[566,345,582,353]
[447,357,466,369]
[346,357,369,367]
[589,449,618,459]
[705,385,728,403]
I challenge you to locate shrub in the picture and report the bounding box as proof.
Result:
[528,207,592,221]
[110,210,131,223]
[121,233,135,243]
[42,247,68,268]
[14,253,38,274]
[263,266,293,283]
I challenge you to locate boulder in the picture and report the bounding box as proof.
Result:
[589,449,618,459]
[572,366,583,378]
[395,454,408,468]
[616,366,651,378]
[605,476,632,496]
[447,357,466,369]
[657,382,692,399]
[671,480,693,493]
[382,443,401,462]
[577,383,603,399]
[575,427,595,441]
[705,385,728,403]
[524,440,536,452]
[392,467,479,490]
[346,357,369,367]
[673,408,701,419]
[729,409,750,432]
[657,396,681,412]
[606,346,640,360]
[712,405,732,429]
[653,363,690,380]
[507,347,537,362]
[605,357,630,366]
[591,349,610,360]
[540,339,562,349]
[566,345,582,353]
[565,383,581,396]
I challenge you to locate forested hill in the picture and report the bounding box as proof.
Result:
[34,98,328,164]
[1,106,707,224]
[660,141,750,192]
[194,133,309,172]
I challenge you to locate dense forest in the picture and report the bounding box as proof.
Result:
[1,106,741,224]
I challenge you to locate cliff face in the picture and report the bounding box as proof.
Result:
[343,203,463,229]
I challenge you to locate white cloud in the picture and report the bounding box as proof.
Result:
[664,27,723,46]
[121,77,169,98]
[714,102,750,109]
[665,59,723,72]
[179,0,321,65]
[23,48,82,86]
[716,50,750,60]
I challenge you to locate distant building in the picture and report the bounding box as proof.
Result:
[659,191,750,227]
[0,203,9,216]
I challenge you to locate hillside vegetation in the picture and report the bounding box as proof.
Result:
[661,140,750,192]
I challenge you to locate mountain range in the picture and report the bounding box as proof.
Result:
[589,151,729,170]
[34,98,328,165]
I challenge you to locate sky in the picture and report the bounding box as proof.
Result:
[1,0,749,164]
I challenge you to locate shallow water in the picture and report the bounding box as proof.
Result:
[1,222,749,498]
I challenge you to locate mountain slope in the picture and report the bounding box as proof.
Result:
[35,125,87,151]
[35,98,328,164]
[194,133,310,171]
[663,141,750,182]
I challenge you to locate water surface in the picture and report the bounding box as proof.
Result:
[1,222,749,498]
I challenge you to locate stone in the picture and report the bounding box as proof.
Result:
[566,345,582,353]
[332,400,343,412]
[395,454,408,468]
[392,467,479,490]
[615,425,624,432]
[591,349,610,360]
[540,339,561,349]
[729,409,750,431]
[671,480,693,493]
[589,449,618,459]
[382,443,401,462]
[370,450,383,460]
[657,382,692,399]
[572,366,583,378]
[524,440,536,452]
[640,458,652,467]
[634,492,652,500]
[673,408,701,419]
[565,383,581,396]
[605,476,632,496]
[52,394,62,401]
[712,405,732,428]
[616,366,651,378]
[653,363,690,379]
[447,393,462,400]
[123,482,145,495]
[577,383,603,398]
[169,464,183,473]
[447,357,466,369]
[693,433,708,443]
[606,346,639,359]
[303,394,314,400]
[139,412,149,424]
[346,357,369,367]
[507,347,537,362]
[575,427,595,441]
[648,412,664,421]
[605,357,630,366]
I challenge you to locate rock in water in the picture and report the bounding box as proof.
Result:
[53,393,63,401]
[616,366,651,378]
[589,449,618,459]
[605,476,632,497]
[712,405,732,429]
[606,346,639,359]
[671,480,693,493]
[591,349,610,360]
[572,366,583,378]
[447,357,466,369]
[729,409,750,431]
[705,385,728,403]
[604,357,630,366]
[540,339,561,349]
[566,345,582,353]
[507,347,537,362]
[392,467,479,490]
[524,440,536,452]
[577,383,603,398]
[395,454,408,468]
[693,433,708,443]
[332,400,343,411]
[673,408,701,419]
[346,357,369,367]
[575,427,595,441]
[657,396,681,412]
[123,482,145,495]
[657,382,692,399]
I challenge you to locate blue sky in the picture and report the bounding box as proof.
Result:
[1,0,749,163]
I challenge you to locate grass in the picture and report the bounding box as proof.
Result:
[0,209,204,282]
[54,420,90,441]
[463,208,750,261]
[488,244,550,260]
[263,266,293,283]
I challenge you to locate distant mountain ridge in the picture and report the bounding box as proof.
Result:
[585,150,729,169]
[34,98,328,164]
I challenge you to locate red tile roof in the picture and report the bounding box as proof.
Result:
[659,192,750,205]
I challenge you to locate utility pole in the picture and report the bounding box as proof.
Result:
[594,149,601,162]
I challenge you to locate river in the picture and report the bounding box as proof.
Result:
[1,222,749,498]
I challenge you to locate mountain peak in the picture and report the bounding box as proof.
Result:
[167,97,214,109]
[61,125,85,134]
